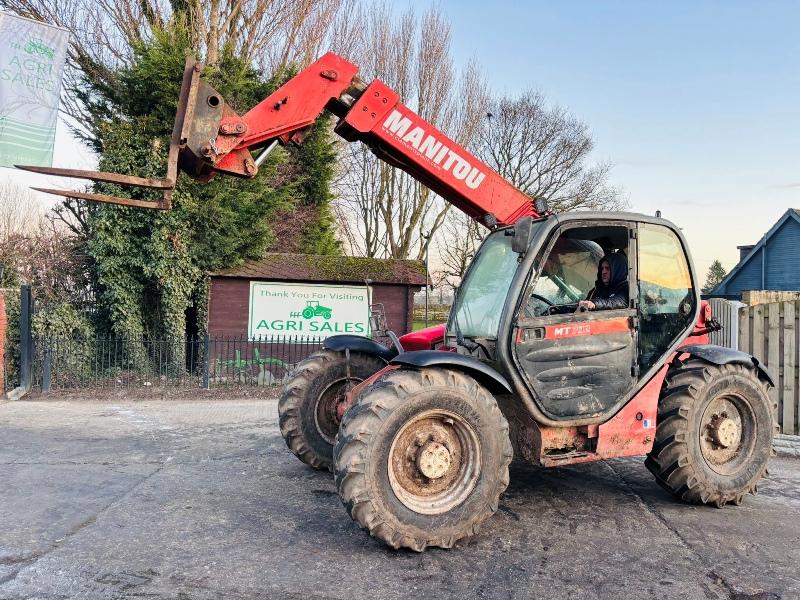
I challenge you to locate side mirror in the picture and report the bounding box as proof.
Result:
[512,217,534,254]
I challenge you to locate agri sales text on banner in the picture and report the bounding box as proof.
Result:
[0,12,69,168]
[248,282,371,341]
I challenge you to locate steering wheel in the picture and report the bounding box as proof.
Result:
[530,293,554,307]
[524,293,554,318]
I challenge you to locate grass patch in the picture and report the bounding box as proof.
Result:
[412,320,446,331]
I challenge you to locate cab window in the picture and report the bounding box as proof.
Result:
[638,223,696,372]
[448,229,521,338]
[524,226,628,317]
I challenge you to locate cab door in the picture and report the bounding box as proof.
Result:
[512,224,638,420]
[636,222,698,375]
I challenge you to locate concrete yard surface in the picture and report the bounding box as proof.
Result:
[0,398,798,599]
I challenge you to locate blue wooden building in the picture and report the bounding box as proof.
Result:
[712,209,800,299]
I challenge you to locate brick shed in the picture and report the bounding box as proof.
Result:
[208,253,427,338]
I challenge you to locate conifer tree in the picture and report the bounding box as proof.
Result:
[702,260,728,294]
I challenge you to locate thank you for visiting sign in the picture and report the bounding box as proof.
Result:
[0,13,69,167]
[249,282,371,341]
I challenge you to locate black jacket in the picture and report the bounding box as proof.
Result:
[588,253,629,310]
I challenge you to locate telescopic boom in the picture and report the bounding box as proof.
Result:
[18,53,541,226]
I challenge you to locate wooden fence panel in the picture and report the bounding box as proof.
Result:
[783,302,797,435]
[752,304,766,366]
[736,300,799,435]
[739,302,750,357]
[767,303,781,412]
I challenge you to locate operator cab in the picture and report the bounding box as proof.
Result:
[448,213,698,423]
[523,227,626,317]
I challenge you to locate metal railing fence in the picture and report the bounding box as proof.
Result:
[28,334,326,391]
[708,298,745,349]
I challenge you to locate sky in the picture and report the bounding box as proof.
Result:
[3,1,798,276]
[432,0,800,274]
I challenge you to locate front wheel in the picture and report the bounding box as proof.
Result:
[645,358,776,507]
[334,367,513,551]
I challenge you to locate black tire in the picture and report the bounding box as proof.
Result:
[645,358,777,508]
[279,350,385,470]
[333,367,513,551]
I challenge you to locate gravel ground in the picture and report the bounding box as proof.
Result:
[0,397,798,599]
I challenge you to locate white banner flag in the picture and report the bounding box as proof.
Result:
[0,12,69,168]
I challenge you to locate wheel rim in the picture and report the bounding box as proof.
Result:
[314,378,360,444]
[388,409,481,515]
[698,393,757,475]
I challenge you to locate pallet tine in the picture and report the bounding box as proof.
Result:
[14,56,200,209]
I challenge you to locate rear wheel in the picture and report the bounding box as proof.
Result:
[279,350,385,470]
[333,367,512,551]
[645,358,776,507]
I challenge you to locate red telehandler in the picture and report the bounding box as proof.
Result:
[20,53,777,552]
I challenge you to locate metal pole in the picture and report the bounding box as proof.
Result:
[202,334,210,389]
[19,286,32,391]
[42,344,51,393]
[423,232,431,328]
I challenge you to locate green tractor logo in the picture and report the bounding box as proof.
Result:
[23,38,55,60]
[301,300,333,320]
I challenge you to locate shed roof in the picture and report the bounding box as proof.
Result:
[213,253,427,286]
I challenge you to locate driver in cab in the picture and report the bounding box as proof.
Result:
[578,253,628,311]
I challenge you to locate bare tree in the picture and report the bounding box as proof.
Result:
[436,209,484,291]
[50,198,93,241]
[333,5,489,260]
[0,179,46,240]
[1,0,353,132]
[0,181,88,297]
[479,90,626,213]
[2,221,87,301]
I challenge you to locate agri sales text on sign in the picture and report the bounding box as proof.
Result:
[248,282,371,341]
